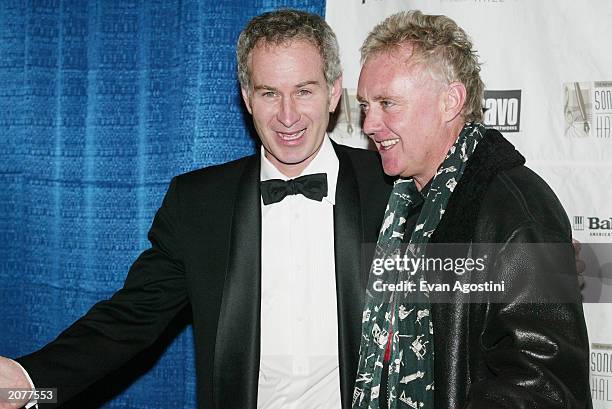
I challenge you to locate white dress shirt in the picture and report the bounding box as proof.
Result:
[258,136,341,409]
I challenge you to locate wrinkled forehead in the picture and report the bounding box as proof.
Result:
[363,43,445,87]
[360,46,430,80]
[246,39,326,87]
[357,52,446,105]
[365,42,430,72]
[249,38,322,65]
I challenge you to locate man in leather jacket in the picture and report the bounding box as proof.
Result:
[353,10,591,409]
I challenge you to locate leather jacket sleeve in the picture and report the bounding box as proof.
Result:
[466,224,591,409]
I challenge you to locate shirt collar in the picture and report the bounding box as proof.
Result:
[260,136,339,205]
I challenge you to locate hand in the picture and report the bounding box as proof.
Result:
[572,239,586,288]
[0,356,32,409]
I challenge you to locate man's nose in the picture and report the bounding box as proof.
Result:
[277,96,300,128]
[361,108,381,138]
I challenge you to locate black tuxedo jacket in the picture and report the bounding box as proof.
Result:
[18,142,393,408]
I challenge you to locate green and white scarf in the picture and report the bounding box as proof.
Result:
[353,122,486,409]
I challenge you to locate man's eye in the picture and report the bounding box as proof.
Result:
[262,91,277,98]
[297,89,312,97]
[381,100,394,108]
[359,103,368,112]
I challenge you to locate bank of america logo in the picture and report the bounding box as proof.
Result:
[573,216,585,230]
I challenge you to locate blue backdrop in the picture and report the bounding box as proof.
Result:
[0,0,324,407]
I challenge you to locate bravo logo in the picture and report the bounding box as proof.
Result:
[483,90,521,132]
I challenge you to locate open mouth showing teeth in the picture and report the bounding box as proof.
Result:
[278,129,306,141]
[379,139,400,150]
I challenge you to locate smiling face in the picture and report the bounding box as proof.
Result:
[241,40,342,177]
[357,47,457,189]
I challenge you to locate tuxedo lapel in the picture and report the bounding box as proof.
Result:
[213,156,261,409]
[213,145,366,409]
[333,145,365,409]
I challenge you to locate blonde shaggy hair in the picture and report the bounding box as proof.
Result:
[361,10,484,122]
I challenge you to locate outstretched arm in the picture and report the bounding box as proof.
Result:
[10,178,189,407]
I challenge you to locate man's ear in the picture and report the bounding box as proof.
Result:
[241,87,253,115]
[328,75,343,113]
[443,81,467,122]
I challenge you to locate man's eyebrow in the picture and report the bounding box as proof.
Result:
[356,94,390,102]
[253,85,278,92]
[252,81,321,92]
[295,80,320,88]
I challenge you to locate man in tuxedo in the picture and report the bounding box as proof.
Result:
[0,9,391,409]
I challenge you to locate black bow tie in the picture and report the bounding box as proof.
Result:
[260,173,328,205]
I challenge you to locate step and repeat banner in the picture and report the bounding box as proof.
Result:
[326,0,612,405]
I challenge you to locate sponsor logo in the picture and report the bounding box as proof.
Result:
[591,343,612,402]
[573,216,585,231]
[564,81,612,138]
[483,90,521,132]
[594,82,612,138]
[573,216,612,237]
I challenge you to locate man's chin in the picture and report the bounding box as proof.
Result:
[381,163,403,178]
[267,153,315,177]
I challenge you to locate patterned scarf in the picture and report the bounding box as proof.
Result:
[352,122,486,409]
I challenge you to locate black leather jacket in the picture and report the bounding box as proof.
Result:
[425,130,591,409]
